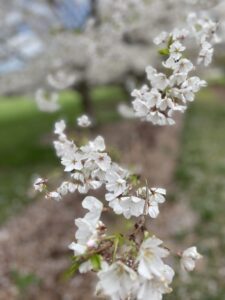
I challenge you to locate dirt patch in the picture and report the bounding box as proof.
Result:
[0,116,196,300]
[101,118,182,187]
[211,85,225,102]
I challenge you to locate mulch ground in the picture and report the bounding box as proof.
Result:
[0,116,197,300]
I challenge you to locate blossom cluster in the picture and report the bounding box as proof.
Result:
[35,120,167,221]
[131,14,219,126]
[67,196,202,300]
[96,235,175,300]
[188,13,220,66]
[77,114,92,128]
[47,69,76,90]
[33,0,200,114]
[35,68,77,113]
[33,117,202,299]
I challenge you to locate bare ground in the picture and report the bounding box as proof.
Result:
[0,116,198,300]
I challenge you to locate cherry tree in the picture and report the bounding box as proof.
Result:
[33,1,222,298]
[35,0,224,116]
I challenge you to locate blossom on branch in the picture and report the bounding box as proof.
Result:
[77,114,92,128]
[131,15,218,125]
[181,246,202,272]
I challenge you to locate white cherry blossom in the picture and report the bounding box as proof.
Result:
[35,89,60,113]
[57,181,76,196]
[150,73,169,91]
[69,196,105,255]
[92,152,111,171]
[79,260,93,274]
[54,120,66,136]
[105,170,128,201]
[77,114,92,128]
[96,261,138,299]
[137,187,166,218]
[46,191,62,201]
[137,236,170,280]
[61,152,83,172]
[33,177,46,192]
[172,28,189,41]
[47,70,76,90]
[181,246,202,272]
[198,41,214,66]
[153,31,168,45]
[82,196,104,222]
[170,41,186,53]
[174,58,194,74]
[137,265,174,300]
[109,196,145,219]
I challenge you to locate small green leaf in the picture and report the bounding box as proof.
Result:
[158,48,170,56]
[194,24,202,32]
[129,174,140,186]
[90,254,102,271]
[125,219,133,230]
[63,258,82,280]
[117,233,125,246]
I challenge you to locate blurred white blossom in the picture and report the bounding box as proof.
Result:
[77,114,92,127]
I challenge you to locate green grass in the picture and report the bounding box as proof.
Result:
[11,269,41,298]
[169,86,225,300]
[0,86,125,223]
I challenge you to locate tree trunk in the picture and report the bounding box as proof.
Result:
[77,81,94,117]
[91,0,98,17]
[91,0,101,26]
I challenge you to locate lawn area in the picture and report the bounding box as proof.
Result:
[0,86,125,223]
[170,86,225,300]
